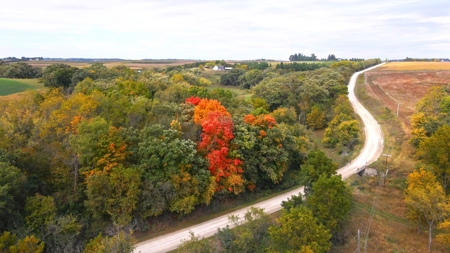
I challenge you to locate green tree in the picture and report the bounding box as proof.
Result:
[137,125,214,216]
[106,166,141,227]
[217,207,272,252]
[416,125,450,191]
[83,231,135,253]
[2,62,41,78]
[25,194,57,233]
[0,162,26,230]
[252,81,290,111]
[306,174,351,238]
[220,69,245,86]
[268,205,331,253]
[241,69,263,89]
[281,193,304,212]
[41,63,78,89]
[85,172,110,220]
[250,97,269,111]
[410,86,449,147]
[300,150,337,194]
[42,215,82,253]
[177,232,213,253]
[86,166,141,228]
[233,115,289,189]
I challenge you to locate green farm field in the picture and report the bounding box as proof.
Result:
[0,78,44,96]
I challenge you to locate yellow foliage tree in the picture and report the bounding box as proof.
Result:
[405,168,450,251]
[9,236,44,253]
[171,73,185,83]
[306,105,325,130]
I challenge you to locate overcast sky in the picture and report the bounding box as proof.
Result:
[1,0,449,60]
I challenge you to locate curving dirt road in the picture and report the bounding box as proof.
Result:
[135,63,385,253]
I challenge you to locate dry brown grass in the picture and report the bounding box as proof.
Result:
[0,92,23,101]
[380,62,450,71]
[333,74,448,252]
[364,68,450,129]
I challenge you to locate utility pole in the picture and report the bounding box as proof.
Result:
[396,103,401,118]
[357,229,361,253]
[382,154,391,185]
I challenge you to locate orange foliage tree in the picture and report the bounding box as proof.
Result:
[243,114,277,129]
[186,97,244,194]
[189,97,231,125]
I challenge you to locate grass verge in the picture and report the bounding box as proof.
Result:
[135,185,300,243]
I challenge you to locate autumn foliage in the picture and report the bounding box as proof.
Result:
[198,112,234,152]
[185,96,201,106]
[192,97,231,125]
[189,98,244,193]
[243,114,277,128]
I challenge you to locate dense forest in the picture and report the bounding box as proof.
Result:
[0,59,381,252]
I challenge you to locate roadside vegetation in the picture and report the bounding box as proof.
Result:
[333,73,450,252]
[0,58,381,252]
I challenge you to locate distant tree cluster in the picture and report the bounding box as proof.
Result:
[404,57,443,62]
[0,61,42,78]
[2,56,44,62]
[327,54,337,61]
[276,62,327,71]
[245,62,270,70]
[348,58,364,61]
[39,63,134,93]
[289,53,318,61]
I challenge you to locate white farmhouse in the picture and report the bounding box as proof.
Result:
[212,65,225,71]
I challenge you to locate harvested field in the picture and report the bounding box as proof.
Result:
[364,68,450,127]
[379,62,450,71]
[28,60,200,70]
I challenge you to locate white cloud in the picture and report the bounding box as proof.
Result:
[0,0,449,60]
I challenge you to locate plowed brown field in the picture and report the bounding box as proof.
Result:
[364,63,450,127]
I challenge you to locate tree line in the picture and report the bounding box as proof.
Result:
[0,61,42,79]
[288,53,318,61]
[0,59,378,252]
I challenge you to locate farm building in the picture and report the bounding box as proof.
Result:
[213,65,225,71]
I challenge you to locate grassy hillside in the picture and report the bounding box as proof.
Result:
[0,78,43,96]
